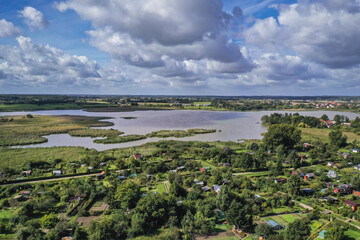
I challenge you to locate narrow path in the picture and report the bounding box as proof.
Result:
[232,171,268,176]
[0,173,99,186]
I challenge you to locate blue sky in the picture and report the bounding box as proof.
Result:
[0,0,359,95]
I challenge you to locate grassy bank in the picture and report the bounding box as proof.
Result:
[0,115,114,146]
[94,134,147,144]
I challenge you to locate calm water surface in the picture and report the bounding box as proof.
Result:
[1,110,360,151]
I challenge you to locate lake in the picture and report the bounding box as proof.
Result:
[1,109,360,151]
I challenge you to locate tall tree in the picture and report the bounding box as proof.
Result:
[329,130,347,148]
[284,219,310,240]
[287,175,301,196]
[263,124,301,150]
[225,199,252,231]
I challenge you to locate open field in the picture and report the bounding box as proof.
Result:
[0,146,94,170]
[301,128,360,142]
[0,115,113,146]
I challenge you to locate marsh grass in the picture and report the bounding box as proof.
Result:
[145,128,216,138]
[0,115,114,146]
[94,134,147,144]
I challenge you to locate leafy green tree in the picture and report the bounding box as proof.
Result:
[263,124,301,150]
[321,114,329,121]
[216,185,234,212]
[181,211,195,235]
[287,151,301,169]
[325,223,344,240]
[287,175,301,196]
[255,223,273,237]
[108,181,141,209]
[329,130,347,148]
[73,227,88,240]
[40,213,59,229]
[284,219,310,240]
[225,199,252,231]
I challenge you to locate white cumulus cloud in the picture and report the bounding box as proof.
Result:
[0,19,21,38]
[19,7,49,31]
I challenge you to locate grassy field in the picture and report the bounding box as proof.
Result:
[0,146,93,170]
[94,134,147,144]
[0,115,114,146]
[301,128,360,142]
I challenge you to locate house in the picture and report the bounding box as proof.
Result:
[303,143,312,148]
[300,188,314,196]
[23,170,31,177]
[318,230,326,239]
[327,162,334,167]
[223,179,229,184]
[88,167,94,170]
[334,184,352,195]
[274,178,286,184]
[177,166,185,171]
[201,186,211,193]
[351,149,359,153]
[354,164,360,170]
[304,173,315,180]
[205,166,211,171]
[322,196,338,204]
[200,168,206,172]
[99,162,107,166]
[342,153,350,159]
[327,170,338,179]
[325,182,333,188]
[333,163,342,169]
[130,173,137,177]
[324,120,334,127]
[223,163,231,167]
[212,185,221,194]
[321,188,328,193]
[299,155,306,160]
[118,176,126,180]
[20,190,31,196]
[195,181,204,186]
[146,174,153,178]
[133,154,143,160]
[52,170,62,176]
[344,200,359,211]
[266,220,284,230]
[169,169,177,173]
[353,190,360,197]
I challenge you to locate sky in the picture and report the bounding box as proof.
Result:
[0,0,359,96]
